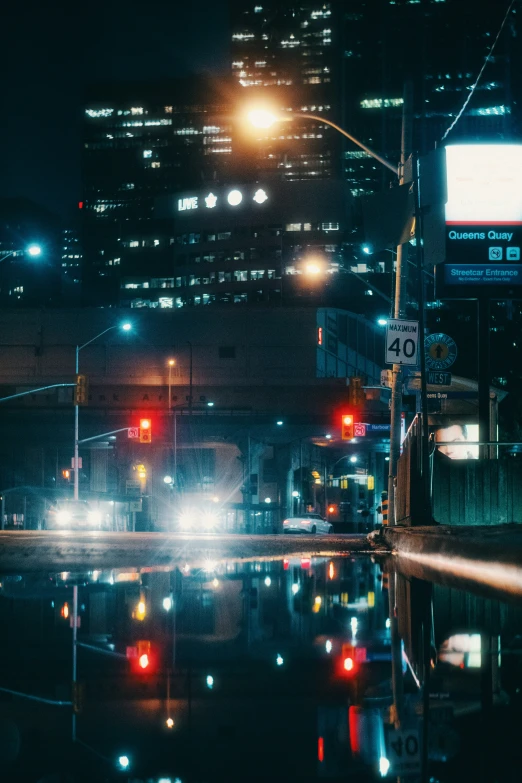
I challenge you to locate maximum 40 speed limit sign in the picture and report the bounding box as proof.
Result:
[385,319,419,366]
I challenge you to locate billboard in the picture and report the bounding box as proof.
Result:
[437,144,522,297]
[429,415,479,460]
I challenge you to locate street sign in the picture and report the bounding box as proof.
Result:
[385,320,419,366]
[428,371,452,385]
[128,427,139,439]
[354,423,366,437]
[71,457,83,469]
[386,728,421,777]
[126,480,141,496]
[424,333,457,370]
[128,499,142,512]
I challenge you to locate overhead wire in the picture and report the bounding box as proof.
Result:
[441,0,516,141]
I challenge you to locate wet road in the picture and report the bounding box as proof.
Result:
[0,531,371,572]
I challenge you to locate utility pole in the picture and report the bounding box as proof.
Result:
[387,82,413,735]
[387,80,413,527]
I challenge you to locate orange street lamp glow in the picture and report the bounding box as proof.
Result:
[248,109,280,129]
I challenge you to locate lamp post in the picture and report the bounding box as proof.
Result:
[73,323,132,501]
[187,341,193,415]
[168,359,175,412]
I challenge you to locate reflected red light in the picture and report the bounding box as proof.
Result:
[301,558,311,569]
[318,736,324,762]
[78,201,84,209]
[283,559,289,571]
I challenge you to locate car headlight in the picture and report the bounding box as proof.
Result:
[88,511,102,524]
[178,510,195,529]
[202,511,218,529]
[56,511,72,524]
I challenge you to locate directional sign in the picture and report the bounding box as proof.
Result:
[128,427,139,439]
[386,728,421,777]
[428,371,452,385]
[354,423,367,437]
[385,320,419,366]
[424,333,457,370]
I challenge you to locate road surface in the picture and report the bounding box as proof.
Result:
[0,530,371,572]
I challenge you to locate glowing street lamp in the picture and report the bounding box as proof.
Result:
[27,244,42,257]
[247,108,398,175]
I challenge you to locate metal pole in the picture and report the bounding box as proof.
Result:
[72,583,78,741]
[187,341,193,415]
[74,346,79,501]
[478,298,491,460]
[414,154,432,521]
[174,410,178,495]
[387,80,413,527]
[168,363,172,411]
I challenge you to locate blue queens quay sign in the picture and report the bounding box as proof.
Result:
[439,144,522,295]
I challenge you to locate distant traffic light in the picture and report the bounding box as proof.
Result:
[139,418,152,443]
[74,374,89,406]
[62,469,70,480]
[341,414,354,440]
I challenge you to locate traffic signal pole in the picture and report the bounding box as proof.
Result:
[74,346,79,501]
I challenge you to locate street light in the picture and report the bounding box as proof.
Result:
[247,109,398,176]
[27,244,42,257]
[0,244,43,263]
[377,318,388,326]
[74,322,133,501]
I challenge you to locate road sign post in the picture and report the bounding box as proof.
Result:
[385,320,419,366]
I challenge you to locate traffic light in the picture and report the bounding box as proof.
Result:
[348,376,365,407]
[62,469,70,480]
[127,640,156,674]
[341,413,354,440]
[74,374,89,406]
[139,418,152,443]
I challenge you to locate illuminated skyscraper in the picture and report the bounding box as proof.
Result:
[231,0,521,195]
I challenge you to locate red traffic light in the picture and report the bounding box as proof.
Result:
[341,413,354,441]
[343,656,354,672]
[140,418,152,443]
[138,653,150,669]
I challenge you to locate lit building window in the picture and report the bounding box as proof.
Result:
[322,222,339,231]
[143,150,152,158]
[285,223,302,231]
[360,98,404,109]
[159,297,174,308]
[129,241,139,248]
[86,108,113,118]
[164,105,173,113]
[151,161,161,168]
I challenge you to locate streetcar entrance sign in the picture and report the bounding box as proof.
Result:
[385,320,419,366]
[425,333,457,371]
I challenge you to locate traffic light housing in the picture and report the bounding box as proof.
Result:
[139,418,152,443]
[341,414,354,440]
[74,374,89,406]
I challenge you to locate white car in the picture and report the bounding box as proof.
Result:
[283,513,333,534]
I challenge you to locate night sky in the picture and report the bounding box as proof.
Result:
[1,0,229,220]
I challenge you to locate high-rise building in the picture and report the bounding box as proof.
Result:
[81,76,234,304]
[231,0,521,195]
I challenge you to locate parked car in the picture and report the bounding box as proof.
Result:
[283,513,333,534]
[46,500,103,531]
